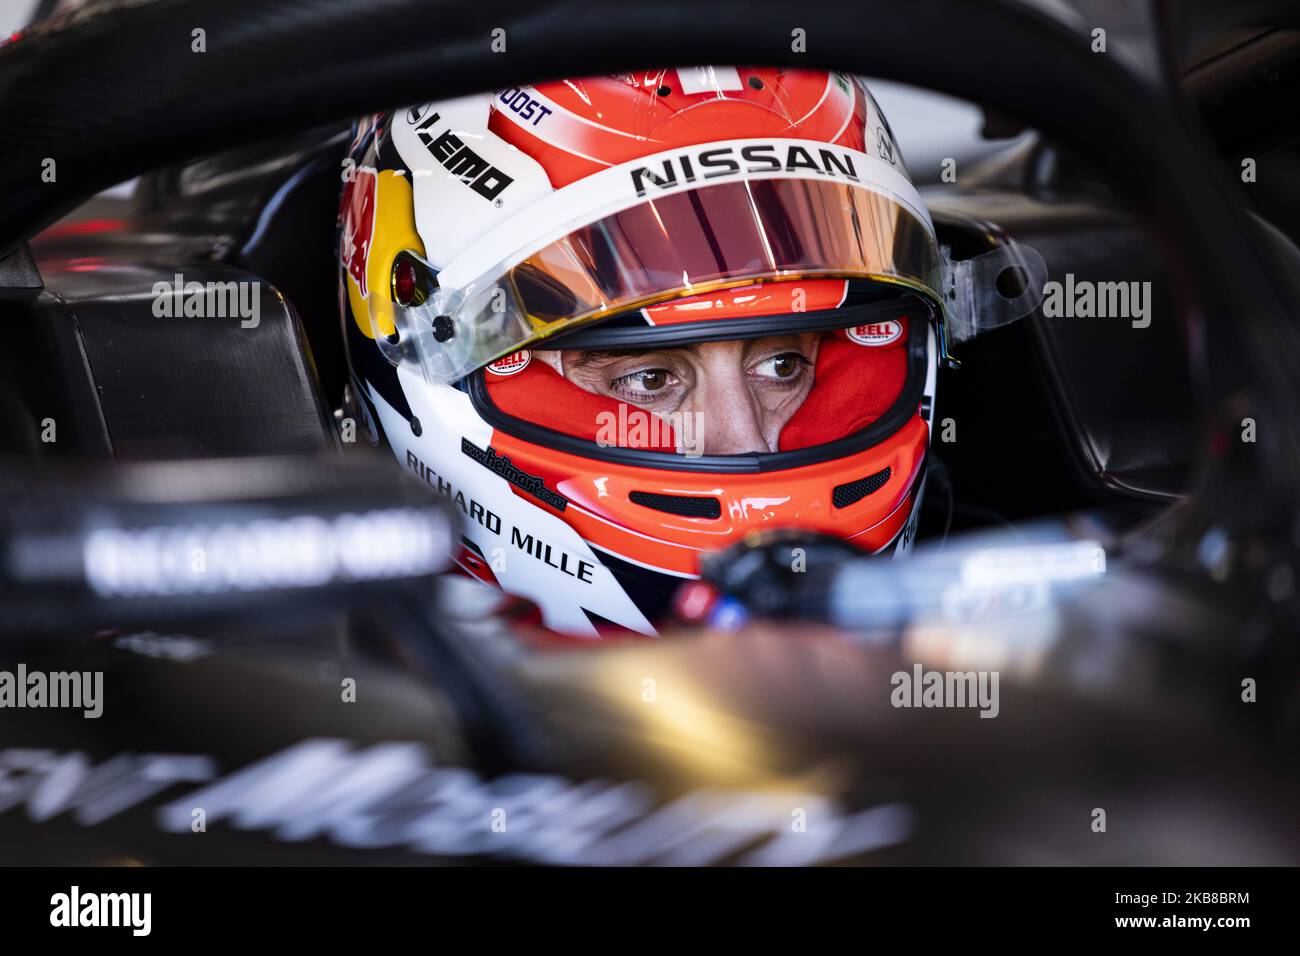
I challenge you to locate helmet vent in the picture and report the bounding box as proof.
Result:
[832,467,892,508]
[629,491,721,520]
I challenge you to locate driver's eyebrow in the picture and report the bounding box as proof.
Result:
[565,345,699,369]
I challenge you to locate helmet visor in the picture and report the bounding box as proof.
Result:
[380,174,942,384]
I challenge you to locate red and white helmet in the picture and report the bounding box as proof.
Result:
[339,68,948,636]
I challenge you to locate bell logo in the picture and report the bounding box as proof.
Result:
[486,350,531,375]
[846,320,903,346]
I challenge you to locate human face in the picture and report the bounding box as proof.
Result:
[535,333,821,455]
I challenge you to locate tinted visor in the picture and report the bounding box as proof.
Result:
[388,177,942,384]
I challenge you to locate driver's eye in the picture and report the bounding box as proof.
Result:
[770,353,802,378]
[754,351,809,380]
[620,368,670,392]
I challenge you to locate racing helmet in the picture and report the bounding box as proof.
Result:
[338,68,954,637]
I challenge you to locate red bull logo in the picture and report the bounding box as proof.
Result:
[340,169,377,298]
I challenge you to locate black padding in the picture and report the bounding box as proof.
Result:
[832,468,891,508]
[629,490,722,519]
[4,262,334,459]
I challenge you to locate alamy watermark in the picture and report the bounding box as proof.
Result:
[1041,273,1151,329]
[891,663,999,718]
[151,274,261,328]
[50,886,150,936]
[0,664,103,718]
[596,404,706,457]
